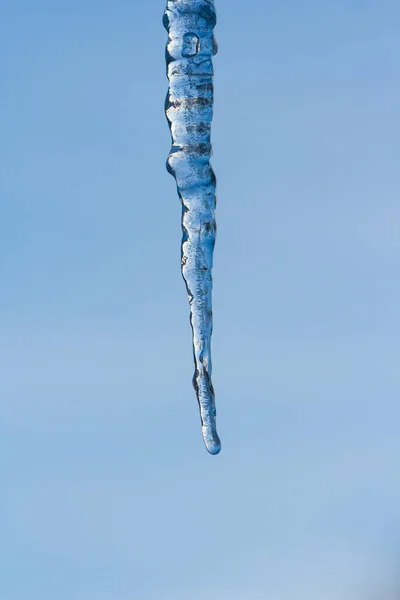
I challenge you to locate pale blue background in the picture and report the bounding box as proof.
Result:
[1,0,400,598]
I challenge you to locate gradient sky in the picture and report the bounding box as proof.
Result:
[1,0,400,598]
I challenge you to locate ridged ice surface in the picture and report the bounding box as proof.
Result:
[164,0,221,454]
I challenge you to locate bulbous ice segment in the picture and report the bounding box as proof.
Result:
[164,0,221,455]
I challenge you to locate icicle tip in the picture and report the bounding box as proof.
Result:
[202,426,221,455]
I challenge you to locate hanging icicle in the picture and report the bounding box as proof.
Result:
[164,0,221,454]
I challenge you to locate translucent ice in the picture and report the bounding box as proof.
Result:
[164,0,221,454]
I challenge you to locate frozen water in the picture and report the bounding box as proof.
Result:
[164,0,221,454]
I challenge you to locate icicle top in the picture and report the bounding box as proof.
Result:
[164,0,217,69]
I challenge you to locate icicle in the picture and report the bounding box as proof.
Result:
[164,0,221,454]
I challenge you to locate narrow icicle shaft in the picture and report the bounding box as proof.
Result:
[163,0,221,454]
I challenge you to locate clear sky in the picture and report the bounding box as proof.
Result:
[1,0,400,598]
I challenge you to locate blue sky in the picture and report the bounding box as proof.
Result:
[1,0,400,598]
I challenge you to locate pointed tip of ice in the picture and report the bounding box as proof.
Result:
[202,428,221,455]
[206,440,221,455]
